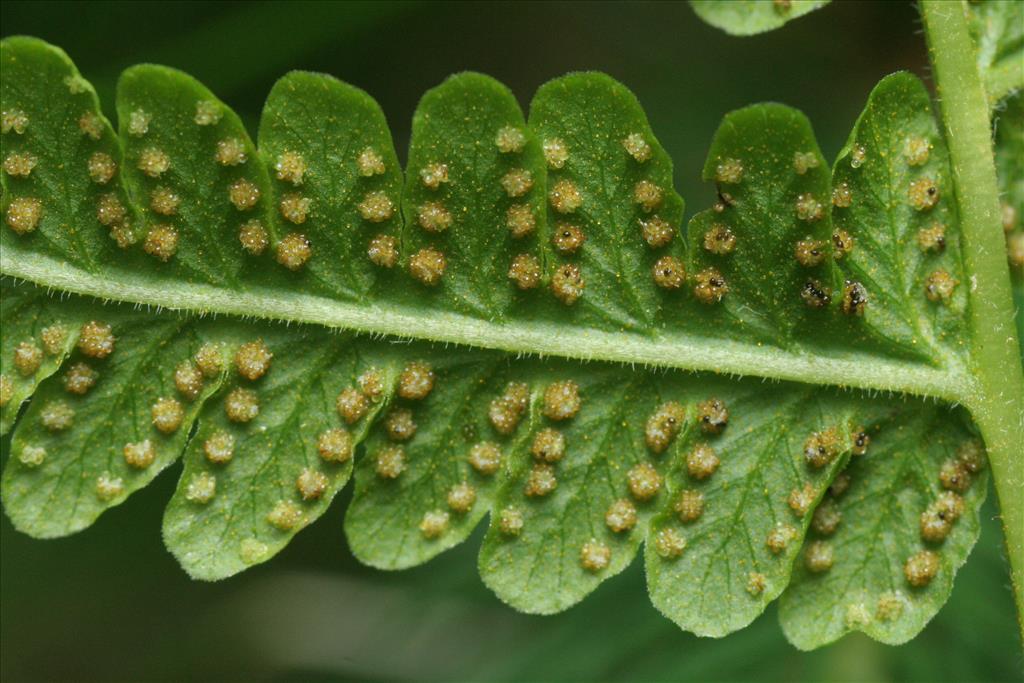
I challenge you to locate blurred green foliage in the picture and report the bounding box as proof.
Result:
[1,1,1020,680]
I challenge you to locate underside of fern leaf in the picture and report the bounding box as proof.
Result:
[0,35,1014,650]
[689,0,831,36]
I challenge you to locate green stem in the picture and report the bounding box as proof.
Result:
[921,0,1024,642]
[0,250,969,403]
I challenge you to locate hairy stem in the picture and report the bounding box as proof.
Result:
[0,251,969,403]
[921,0,1024,641]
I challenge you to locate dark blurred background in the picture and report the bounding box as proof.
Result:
[1,2,1020,681]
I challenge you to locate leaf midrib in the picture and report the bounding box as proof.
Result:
[1,248,973,405]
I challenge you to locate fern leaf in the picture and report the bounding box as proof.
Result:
[689,0,830,36]
[995,93,1023,355]
[0,36,1004,649]
[967,0,1024,108]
